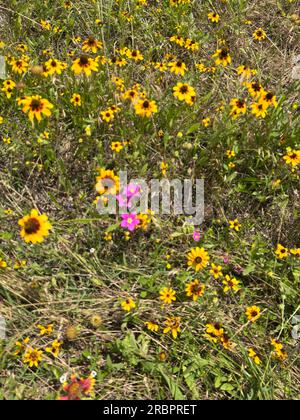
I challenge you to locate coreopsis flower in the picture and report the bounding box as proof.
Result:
[253,28,267,41]
[46,339,62,357]
[212,48,232,66]
[18,209,52,244]
[71,55,98,76]
[168,60,187,76]
[14,337,30,355]
[121,298,136,312]
[275,244,289,259]
[229,219,241,231]
[82,36,103,53]
[210,263,223,279]
[173,83,196,105]
[248,348,262,365]
[37,324,54,336]
[144,321,159,332]
[111,141,124,152]
[134,99,158,117]
[222,275,241,293]
[163,317,181,339]
[159,287,176,304]
[245,306,262,323]
[70,93,81,106]
[187,247,210,271]
[18,95,54,122]
[226,150,236,158]
[95,169,120,195]
[60,375,95,400]
[185,280,205,301]
[44,58,67,75]
[23,348,43,368]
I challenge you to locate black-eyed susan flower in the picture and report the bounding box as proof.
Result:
[222,275,241,293]
[253,28,267,41]
[11,57,29,74]
[187,247,210,271]
[251,101,269,118]
[245,306,261,323]
[18,95,54,122]
[236,65,253,79]
[245,81,265,98]
[208,12,220,23]
[168,60,187,76]
[134,99,158,117]
[173,82,196,105]
[230,98,247,119]
[18,209,52,244]
[210,263,223,279]
[229,219,241,231]
[159,287,176,304]
[70,93,81,106]
[111,141,124,153]
[283,148,300,167]
[163,317,181,339]
[82,36,103,53]
[23,348,43,368]
[275,244,289,259]
[121,298,136,312]
[260,91,278,108]
[290,248,300,260]
[71,55,98,76]
[44,58,67,75]
[212,48,232,66]
[185,280,205,301]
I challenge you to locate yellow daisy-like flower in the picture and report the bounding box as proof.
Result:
[173,83,196,105]
[71,55,98,76]
[95,168,120,195]
[245,306,261,323]
[253,28,267,41]
[248,348,262,365]
[229,219,241,231]
[37,324,54,336]
[134,99,158,117]
[70,93,82,107]
[290,248,300,260]
[18,209,52,244]
[222,275,241,293]
[210,263,223,279]
[275,244,289,259]
[251,101,269,118]
[45,339,62,358]
[185,280,205,301]
[0,257,7,268]
[144,321,159,332]
[212,48,232,66]
[187,247,210,271]
[121,298,136,312]
[11,57,29,74]
[23,348,43,368]
[159,287,176,304]
[163,317,181,339]
[44,58,67,75]
[18,95,54,122]
[168,60,187,76]
[208,12,220,23]
[82,37,103,54]
[283,148,300,167]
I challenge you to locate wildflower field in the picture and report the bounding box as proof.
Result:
[0,0,300,401]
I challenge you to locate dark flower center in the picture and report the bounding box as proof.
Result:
[180,85,188,94]
[79,56,89,66]
[30,99,42,111]
[24,218,40,234]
